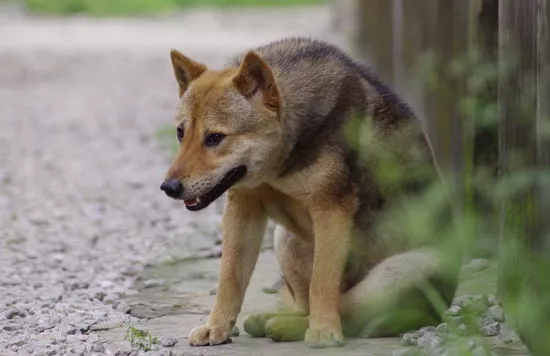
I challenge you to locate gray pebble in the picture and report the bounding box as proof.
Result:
[231,325,240,337]
[435,323,450,334]
[21,344,35,354]
[115,300,131,314]
[3,324,20,331]
[487,294,500,306]
[89,342,106,353]
[452,295,472,308]
[209,286,217,295]
[485,305,505,322]
[8,335,28,347]
[5,308,26,319]
[143,279,166,288]
[446,305,461,316]
[401,331,422,346]
[419,325,436,334]
[480,321,500,336]
[66,327,78,335]
[469,295,490,315]
[417,334,443,350]
[159,336,178,347]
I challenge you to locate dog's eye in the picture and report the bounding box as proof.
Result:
[205,133,225,147]
[176,127,184,142]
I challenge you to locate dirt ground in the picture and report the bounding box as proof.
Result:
[0,3,530,355]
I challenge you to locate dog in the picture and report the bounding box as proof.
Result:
[160,37,460,348]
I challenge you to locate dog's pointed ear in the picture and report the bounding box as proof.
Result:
[233,51,280,112]
[170,49,207,97]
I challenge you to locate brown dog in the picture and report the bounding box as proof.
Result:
[160,37,460,348]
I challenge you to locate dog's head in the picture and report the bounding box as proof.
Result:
[160,49,284,211]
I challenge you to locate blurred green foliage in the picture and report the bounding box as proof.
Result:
[25,0,327,16]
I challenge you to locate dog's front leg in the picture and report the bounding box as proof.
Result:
[305,206,353,348]
[188,190,266,346]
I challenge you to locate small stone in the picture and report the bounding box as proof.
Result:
[5,308,26,319]
[419,325,436,334]
[502,334,520,343]
[485,305,505,322]
[94,292,107,301]
[445,305,461,316]
[231,325,240,337]
[401,331,421,346]
[469,295,490,315]
[143,279,165,288]
[480,322,500,336]
[209,287,217,295]
[54,336,67,344]
[66,327,77,335]
[487,294,500,306]
[435,323,450,334]
[89,342,105,353]
[417,334,443,350]
[3,325,16,331]
[159,336,178,347]
[452,295,473,308]
[69,282,90,290]
[121,266,140,276]
[8,335,28,347]
[115,300,131,314]
[21,344,35,354]
[1,278,22,286]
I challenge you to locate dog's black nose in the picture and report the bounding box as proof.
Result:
[160,179,183,198]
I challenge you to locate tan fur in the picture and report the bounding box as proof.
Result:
[162,38,460,349]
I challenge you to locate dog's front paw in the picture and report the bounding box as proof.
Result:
[188,324,231,346]
[304,325,344,348]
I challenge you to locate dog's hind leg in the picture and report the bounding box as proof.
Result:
[243,226,312,341]
[340,247,460,337]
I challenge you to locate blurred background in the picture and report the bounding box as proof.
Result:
[0,0,548,355]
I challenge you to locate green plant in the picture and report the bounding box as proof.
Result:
[124,326,159,351]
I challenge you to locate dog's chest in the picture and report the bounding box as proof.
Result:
[260,188,313,241]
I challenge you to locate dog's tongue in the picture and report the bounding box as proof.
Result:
[184,198,200,207]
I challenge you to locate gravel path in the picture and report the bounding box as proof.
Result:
[0,6,335,355]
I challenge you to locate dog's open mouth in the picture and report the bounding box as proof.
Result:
[184,165,247,211]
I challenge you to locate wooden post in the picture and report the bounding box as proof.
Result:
[498,1,550,354]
